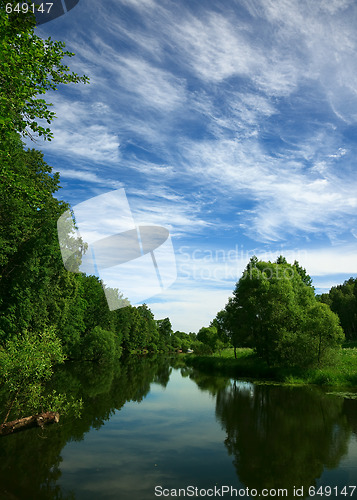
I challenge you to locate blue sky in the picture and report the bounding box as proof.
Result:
[33,0,357,332]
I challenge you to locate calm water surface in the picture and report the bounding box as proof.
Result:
[1,356,357,499]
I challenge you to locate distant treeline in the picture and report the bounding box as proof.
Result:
[318,278,357,341]
[0,135,192,361]
[0,133,197,422]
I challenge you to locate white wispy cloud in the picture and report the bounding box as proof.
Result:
[128,194,212,237]
[33,0,357,325]
[178,131,357,242]
[58,169,124,189]
[171,12,262,83]
[115,56,187,112]
[37,96,121,163]
[149,240,357,331]
[240,0,357,119]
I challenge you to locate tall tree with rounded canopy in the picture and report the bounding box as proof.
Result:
[227,257,343,367]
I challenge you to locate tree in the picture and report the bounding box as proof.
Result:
[0,3,89,351]
[226,256,344,367]
[213,302,244,358]
[319,278,357,340]
[115,306,141,352]
[0,329,66,423]
[157,318,173,350]
[170,333,181,351]
[197,326,219,352]
[0,4,88,421]
[191,339,213,355]
[0,137,91,357]
[304,303,344,365]
[81,326,119,364]
[210,312,231,347]
[0,0,89,141]
[174,331,191,352]
[137,304,159,351]
[276,255,287,264]
[0,135,63,273]
[80,275,113,334]
[293,260,313,287]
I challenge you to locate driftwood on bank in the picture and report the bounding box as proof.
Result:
[0,411,60,436]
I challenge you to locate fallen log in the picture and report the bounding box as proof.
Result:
[0,411,60,436]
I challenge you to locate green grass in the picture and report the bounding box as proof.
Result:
[185,348,276,381]
[184,347,357,387]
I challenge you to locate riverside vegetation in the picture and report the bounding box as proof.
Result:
[184,346,357,387]
[1,2,357,431]
[188,257,357,387]
[0,3,196,427]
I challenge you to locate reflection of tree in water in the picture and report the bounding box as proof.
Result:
[215,382,350,498]
[0,355,173,500]
[342,397,357,436]
[184,368,231,396]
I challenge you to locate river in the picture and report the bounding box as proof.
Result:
[1,355,357,499]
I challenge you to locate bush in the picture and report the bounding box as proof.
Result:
[192,340,213,355]
[81,326,119,363]
[0,328,66,422]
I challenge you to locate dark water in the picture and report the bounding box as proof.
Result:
[1,356,357,500]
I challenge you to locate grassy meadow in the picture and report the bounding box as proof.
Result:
[184,345,357,388]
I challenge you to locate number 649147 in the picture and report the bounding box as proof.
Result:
[6,3,53,14]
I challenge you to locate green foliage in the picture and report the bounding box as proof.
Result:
[81,326,119,364]
[0,135,63,272]
[116,306,142,352]
[137,303,159,349]
[185,346,357,387]
[319,278,357,340]
[80,275,113,334]
[185,348,272,379]
[210,311,232,347]
[0,0,89,140]
[221,256,344,368]
[293,260,313,287]
[0,328,66,422]
[157,317,173,338]
[173,330,192,351]
[197,325,219,352]
[0,137,88,354]
[156,317,173,350]
[213,300,245,353]
[303,302,344,366]
[0,3,188,423]
[191,340,213,355]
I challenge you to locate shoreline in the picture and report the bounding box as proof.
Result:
[183,348,357,388]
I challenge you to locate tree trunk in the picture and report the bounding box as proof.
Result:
[0,411,60,436]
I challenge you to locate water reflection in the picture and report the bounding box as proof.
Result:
[0,355,173,499]
[1,358,357,500]
[187,369,353,499]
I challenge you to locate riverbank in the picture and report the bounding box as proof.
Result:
[184,347,357,387]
